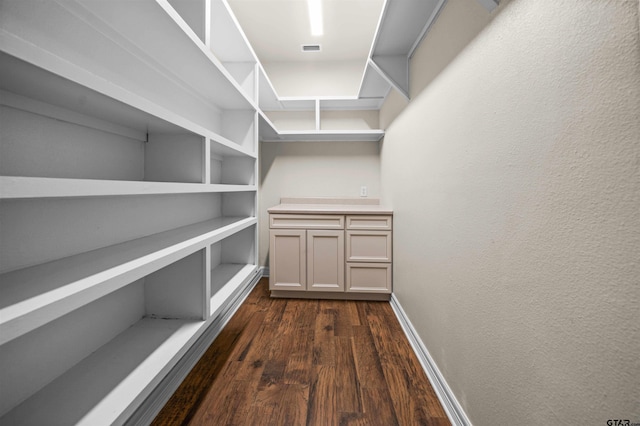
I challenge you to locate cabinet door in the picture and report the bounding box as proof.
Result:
[307,230,344,292]
[269,229,306,291]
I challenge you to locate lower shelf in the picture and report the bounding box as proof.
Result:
[0,216,257,345]
[211,263,257,317]
[0,317,206,426]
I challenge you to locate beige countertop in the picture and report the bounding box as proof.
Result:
[267,197,393,215]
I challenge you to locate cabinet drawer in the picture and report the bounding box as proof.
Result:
[270,214,344,229]
[346,263,391,293]
[346,215,392,230]
[346,230,392,262]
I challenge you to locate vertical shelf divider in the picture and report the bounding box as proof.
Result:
[203,244,212,320]
[203,137,212,184]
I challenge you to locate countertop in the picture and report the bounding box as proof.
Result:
[267,197,393,215]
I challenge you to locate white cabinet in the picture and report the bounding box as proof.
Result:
[268,208,392,299]
[0,1,260,424]
[269,214,345,292]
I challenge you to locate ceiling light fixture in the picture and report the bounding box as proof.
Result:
[307,0,323,36]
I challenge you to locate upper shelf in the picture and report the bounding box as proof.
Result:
[208,0,258,63]
[0,177,256,200]
[259,113,384,142]
[169,0,259,101]
[265,130,385,143]
[258,65,282,111]
[0,0,257,118]
[0,52,256,158]
[358,61,392,100]
[256,62,385,141]
[360,0,447,99]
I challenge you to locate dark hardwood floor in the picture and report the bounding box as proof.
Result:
[152,278,450,426]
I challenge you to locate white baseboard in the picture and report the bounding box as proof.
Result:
[126,269,263,425]
[389,294,472,426]
[260,266,269,277]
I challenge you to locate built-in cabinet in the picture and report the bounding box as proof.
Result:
[0,0,261,424]
[269,215,346,292]
[268,199,393,300]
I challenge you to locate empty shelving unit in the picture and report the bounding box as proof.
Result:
[0,0,260,424]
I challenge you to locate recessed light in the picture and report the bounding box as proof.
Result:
[307,0,323,36]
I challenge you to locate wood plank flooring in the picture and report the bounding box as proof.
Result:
[152,278,450,426]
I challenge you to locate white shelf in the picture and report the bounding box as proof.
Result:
[0,317,206,426]
[259,106,385,143]
[366,0,447,99]
[258,66,281,111]
[358,62,392,100]
[0,177,256,200]
[210,263,257,317]
[0,216,257,345]
[261,129,385,143]
[0,52,256,159]
[276,130,384,142]
[59,0,255,111]
[320,97,385,111]
[208,0,257,63]
[276,98,317,111]
[0,0,260,421]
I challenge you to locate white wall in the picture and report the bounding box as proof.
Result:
[262,61,364,97]
[380,0,640,424]
[380,0,498,128]
[259,141,380,267]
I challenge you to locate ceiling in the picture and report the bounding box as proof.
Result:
[227,0,385,64]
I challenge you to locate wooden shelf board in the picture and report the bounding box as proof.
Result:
[0,176,256,199]
[210,263,258,317]
[0,318,206,426]
[0,216,257,345]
